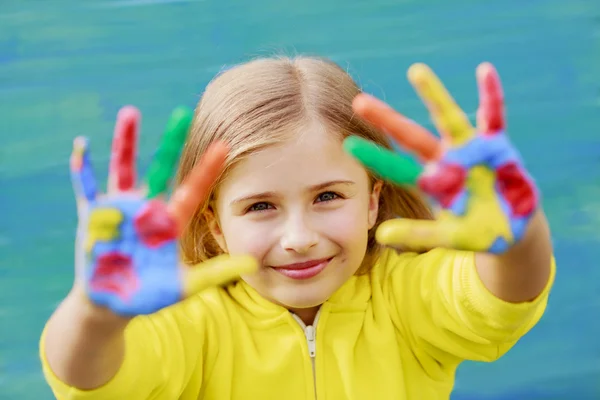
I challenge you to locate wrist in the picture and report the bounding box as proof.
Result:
[67,285,131,332]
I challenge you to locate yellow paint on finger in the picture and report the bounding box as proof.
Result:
[408,63,474,146]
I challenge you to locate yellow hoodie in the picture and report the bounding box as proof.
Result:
[41,248,555,399]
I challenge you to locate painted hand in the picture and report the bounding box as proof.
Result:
[344,63,538,254]
[70,106,257,317]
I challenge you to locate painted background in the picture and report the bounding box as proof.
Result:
[1,0,599,398]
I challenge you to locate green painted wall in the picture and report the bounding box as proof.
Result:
[1,0,599,398]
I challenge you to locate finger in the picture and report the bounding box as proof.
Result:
[407,63,474,146]
[353,93,442,161]
[107,106,141,193]
[146,106,194,199]
[343,136,423,186]
[476,62,505,135]
[70,136,97,204]
[376,217,461,250]
[183,254,258,297]
[168,141,229,231]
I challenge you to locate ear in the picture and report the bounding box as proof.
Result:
[368,180,383,229]
[204,205,228,253]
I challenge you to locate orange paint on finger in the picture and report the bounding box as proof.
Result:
[167,141,229,230]
[352,93,442,161]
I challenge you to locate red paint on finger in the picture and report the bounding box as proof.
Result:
[477,63,505,135]
[110,106,140,191]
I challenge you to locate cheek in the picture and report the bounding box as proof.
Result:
[221,218,276,258]
[316,202,370,247]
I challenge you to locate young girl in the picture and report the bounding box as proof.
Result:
[40,56,555,399]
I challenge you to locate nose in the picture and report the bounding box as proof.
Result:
[280,214,318,254]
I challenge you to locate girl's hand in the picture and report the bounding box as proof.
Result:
[70,106,257,317]
[345,62,538,254]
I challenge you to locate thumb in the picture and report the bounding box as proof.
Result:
[376,215,462,251]
[182,254,258,297]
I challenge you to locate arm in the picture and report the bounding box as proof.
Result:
[41,106,257,399]
[43,287,128,390]
[381,245,554,373]
[41,287,201,400]
[349,63,554,305]
[475,210,553,303]
[348,63,556,368]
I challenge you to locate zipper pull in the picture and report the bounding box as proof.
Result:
[305,325,316,357]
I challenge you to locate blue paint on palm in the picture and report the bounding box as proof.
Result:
[443,132,522,168]
[86,197,183,317]
[441,133,538,250]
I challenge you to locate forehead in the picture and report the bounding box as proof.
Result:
[218,128,369,196]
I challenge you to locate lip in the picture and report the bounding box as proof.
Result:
[271,257,332,280]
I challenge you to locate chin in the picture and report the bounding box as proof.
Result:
[271,289,326,309]
[274,284,336,310]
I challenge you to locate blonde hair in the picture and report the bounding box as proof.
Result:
[176,56,433,273]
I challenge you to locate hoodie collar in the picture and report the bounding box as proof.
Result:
[226,270,372,328]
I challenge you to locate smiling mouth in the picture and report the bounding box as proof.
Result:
[271,257,333,280]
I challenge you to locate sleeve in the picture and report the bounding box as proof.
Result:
[39,304,207,400]
[383,248,555,367]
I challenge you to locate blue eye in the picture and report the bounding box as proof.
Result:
[248,202,274,212]
[316,191,339,203]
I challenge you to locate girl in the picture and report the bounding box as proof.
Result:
[40,56,554,399]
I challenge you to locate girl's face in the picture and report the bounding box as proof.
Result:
[208,125,381,312]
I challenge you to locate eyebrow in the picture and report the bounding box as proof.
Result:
[230,180,356,206]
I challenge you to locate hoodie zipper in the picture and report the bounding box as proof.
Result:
[292,311,320,399]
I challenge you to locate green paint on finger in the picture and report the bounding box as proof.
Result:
[146,106,193,198]
[343,136,422,186]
